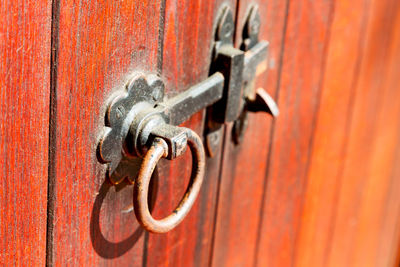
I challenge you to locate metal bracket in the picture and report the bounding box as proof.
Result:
[97,4,278,183]
[97,74,165,183]
[98,73,224,183]
[206,5,278,154]
[231,5,279,145]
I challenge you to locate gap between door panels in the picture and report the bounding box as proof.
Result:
[209,0,291,266]
[141,0,167,266]
[46,0,61,265]
[252,0,291,264]
[142,1,237,266]
[252,1,336,266]
[45,0,167,265]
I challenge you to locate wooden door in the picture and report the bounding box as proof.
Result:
[0,1,51,265]
[1,0,400,266]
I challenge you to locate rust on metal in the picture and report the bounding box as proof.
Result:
[133,129,205,233]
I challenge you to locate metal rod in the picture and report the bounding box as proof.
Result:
[164,72,225,125]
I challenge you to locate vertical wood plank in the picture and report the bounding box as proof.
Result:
[255,1,334,266]
[365,19,400,264]
[293,0,370,265]
[377,135,400,266]
[143,1,235,266]
[48,1,163,265]
[0,0,52,265]
[324,0,400,265]
[294,0,400,265]
[211,1,289,266]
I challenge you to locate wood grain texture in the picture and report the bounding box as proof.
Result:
[288,0,400,265]
[324,0,400,265]
[255,1,335,266]
[0,0,51,265]
[48,0,235,266]
[2,0,400,265]
[211,1,289,266]
[293,0,370,265]
[143,1,235,266]
[47,1,163,265]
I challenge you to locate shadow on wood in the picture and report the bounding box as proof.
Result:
[90,167,159,259]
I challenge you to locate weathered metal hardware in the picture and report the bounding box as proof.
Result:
[134,133,205,233]
[206,5,279,153]
[97,4,278,234]
[231,5,280,144]
[98,72,222,233]
[98,72,223,183]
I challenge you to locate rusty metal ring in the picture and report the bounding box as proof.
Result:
[133,129,205,233]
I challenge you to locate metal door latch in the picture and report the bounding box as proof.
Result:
[97,5,278,233]
[205,5,279,155]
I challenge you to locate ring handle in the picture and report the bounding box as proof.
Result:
[133,128,205,233]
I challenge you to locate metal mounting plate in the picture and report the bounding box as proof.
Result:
[97,73,165,184]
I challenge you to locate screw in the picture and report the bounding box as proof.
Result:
[218,7,234,42]
[223,22,233,39]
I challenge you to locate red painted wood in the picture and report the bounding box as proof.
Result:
[255,1,334,266]
[325,1,400,266]
[0,1,51,265]
[47,1,163,265]
[211,1,289,266]
[143,1,235,266]
[0,0,51,265]
[275,0,400,265]
[294,0,370,265]
[48,1,236,265]
[2,0,400,265]
[377,138,400,266]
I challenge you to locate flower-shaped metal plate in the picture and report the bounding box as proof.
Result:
[97,73,165,184]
